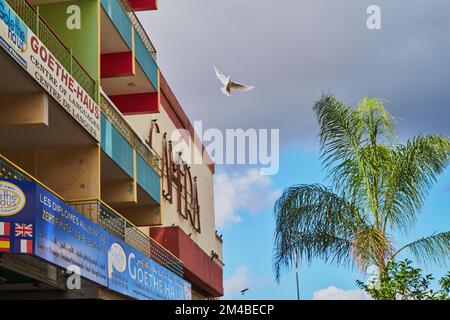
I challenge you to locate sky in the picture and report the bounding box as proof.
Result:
[139,1,450,299]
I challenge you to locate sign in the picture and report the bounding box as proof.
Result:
[0,179,108,284]
[107,235,191,300]
[34,184,108,286]
[159,133,201,233]
[0,178,191,299]
[0,0,100,141]
[0,179,35,254]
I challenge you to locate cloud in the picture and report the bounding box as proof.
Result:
[313,286,371,300]
[214,169,282,229]
[141,0,450,150]
[224,266,252,296]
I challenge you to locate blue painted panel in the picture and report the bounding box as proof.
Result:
[136,154,160,203]
[101,0,133,49]
[101,115,134,178]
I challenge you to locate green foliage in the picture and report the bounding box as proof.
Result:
[357,259,450,300]
[273,94,450,280]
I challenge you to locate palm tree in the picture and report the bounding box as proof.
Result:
[273,95,450,281]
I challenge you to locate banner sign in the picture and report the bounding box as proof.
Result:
[0,178,191,300]
[0,0,100,141]
[34,184,108,286]
[107,235,192,300]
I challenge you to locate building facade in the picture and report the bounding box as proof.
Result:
[0,0,223,299]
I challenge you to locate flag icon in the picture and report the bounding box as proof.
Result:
[17,239,33,254]
[0,237,10,252]
[0,222,10,236]
[14,223,33,238]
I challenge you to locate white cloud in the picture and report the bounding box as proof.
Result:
[313,286,371,300]
[214,169,282,229]
[224,266,251,296]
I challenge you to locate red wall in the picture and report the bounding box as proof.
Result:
[150,226,224,297]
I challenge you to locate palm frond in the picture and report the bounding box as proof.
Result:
[355,97,396,146]
[313,94,363,179]
[273,231,353,282]
[382,136,450,232]
[273,184,365,281]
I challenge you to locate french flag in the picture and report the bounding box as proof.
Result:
[0,222,10,236]
[16,239,33,254]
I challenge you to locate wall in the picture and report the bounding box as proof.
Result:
[125,107,221,262]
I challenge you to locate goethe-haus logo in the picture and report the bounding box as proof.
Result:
[0,0,28,53]
[108,242,127,278]
[0,181,26,216]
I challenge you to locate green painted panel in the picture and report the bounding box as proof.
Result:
[37,0,99,80]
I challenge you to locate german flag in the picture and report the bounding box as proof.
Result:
[0,237,10,252]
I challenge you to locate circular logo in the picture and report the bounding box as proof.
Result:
[0,181,26,217]
[110,242,127,273]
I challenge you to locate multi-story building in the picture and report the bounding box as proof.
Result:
[0,0,223,300]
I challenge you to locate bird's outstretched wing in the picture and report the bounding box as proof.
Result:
[230,81,255,92]
[214,65,229,86]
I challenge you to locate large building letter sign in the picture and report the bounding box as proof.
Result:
[152,127,201,233]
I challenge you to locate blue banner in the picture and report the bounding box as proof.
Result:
[107,235,191,300]
[34,185,108,286]
[0,178,192,299]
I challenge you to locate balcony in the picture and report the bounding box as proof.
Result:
[101,0,159,115]
[5,0,98,103]
[100,92,159,173]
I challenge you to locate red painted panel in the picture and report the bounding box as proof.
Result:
[128,0,158,11]
[109,93,158,115]
[150,226,224,297]
[101,52,134,78]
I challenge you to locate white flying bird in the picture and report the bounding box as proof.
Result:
[214,66,255,96]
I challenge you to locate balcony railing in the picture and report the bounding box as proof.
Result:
[100,92,160,174]
[118,0,157,61]
[6,0,98,102]
[0,157,31,182]
[69,199,184,278]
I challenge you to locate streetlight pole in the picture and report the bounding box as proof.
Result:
[295,250,300,300]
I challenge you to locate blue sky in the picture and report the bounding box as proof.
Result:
[140,1,450,299]
[218,145,450,300]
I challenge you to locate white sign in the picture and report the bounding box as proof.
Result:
[0,181,26,217]
[0,0,100,141]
